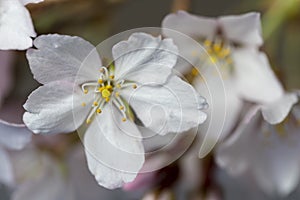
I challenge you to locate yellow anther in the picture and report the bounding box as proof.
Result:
[106,85,113,90]
[122,118,127,122]
[221,48,230,57]
[204,40,212,47]
[102,89,111,98]
[86,119,92,124]
[98,79,103,84]
[116,84,121,88]
[105,97,110,102]
[132,84,137,89]
[191,68,199,76]
[93,102,98,106]
[210,56,218,64]
[96,108,102,114]
[81,102,86,107]
[213,44,221,52]
[119,106,124,110]
[115,92,120,97]
[109,75,115,79]
[84,89,88,94]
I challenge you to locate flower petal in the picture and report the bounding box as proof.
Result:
[216,107,300,196]
[26,34,101,84]
[0,119,31,150]
[121,76,207,135]
[162,11,218,40]
[232,48,284,104]
[23,81,92,134]
[162,11,218,74]
[0,0,36,50]
[219,12,263,46]
[0,148,14,186]
[112,32,178,84]
[193,73,243,145]
[216,107,260,176]
[261,93,298,124]
[84,105,144,189]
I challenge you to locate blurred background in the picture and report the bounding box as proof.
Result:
[1,0,300,199]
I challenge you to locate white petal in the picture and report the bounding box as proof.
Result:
[192,62,242,158]
[216,107,260,176]
[219,12,263,46]
[122,76,207,135]
[112,32,178,84]
[162,11,218,40]
[162,11,218,74]
[216,107,300,196]
[20,0,43,5]
[0,0,36,50]
[23,81,92,134]
[194,71,243,158]
[232,48,284,104]
[0,148,14,186]
[261,93,298,124]
[26,34,101,84]
[0,119,31,150]
[84,105,144,189]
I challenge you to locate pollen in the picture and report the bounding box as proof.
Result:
[204,40,212,47]
[116,84,121,88]
[86,119,92,124]
[93,102,98,106]
[122,118,127,122]
[81,102,86,107]
[119,106,124,110]
[96,108,102,114]
[98,79,103,84]
[115,92,120,97]
[102,88,111,98]
[109,75,115,79]
[84,89,88,94]
[191,68,199,76]
[132,84,137,89]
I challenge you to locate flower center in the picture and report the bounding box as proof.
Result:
[80,66,137,124]
[203,39,233,66]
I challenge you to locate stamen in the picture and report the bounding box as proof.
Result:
[98,79,103,84]
[81,82,98,93]
[122,118,127,122]
[81,102,86,107]
[96,108,102,114]
[100,66,109,78]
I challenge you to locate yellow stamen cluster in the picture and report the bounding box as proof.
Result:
[203,39,232,64]
[81,65,139,124]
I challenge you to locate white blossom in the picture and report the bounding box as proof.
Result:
[23,33,207,188]
[216,92,300,196]
[163,11,283,153]
[0,0,43,50]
